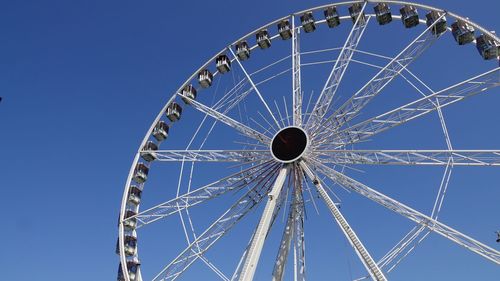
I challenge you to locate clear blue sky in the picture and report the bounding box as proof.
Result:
[1,1,499,280]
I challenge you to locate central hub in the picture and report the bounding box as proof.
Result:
[270,126,308,163]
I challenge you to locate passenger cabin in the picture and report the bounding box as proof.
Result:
[117,261,140,281]
[215,54,231,73]
[236,41,250,60]
[133,163,149,183]
[300,12,316,33]
[124,235,138,256]
[256,29,271,49]
[324,6,340,28]
[451,20,475,45]
[166,102,182,122]
[198,69,213,89]
[400,5,419,28]
[115,235,138,256]
[278,20,292,40]
[141,141,158,162]
[128,185,142,205]
[349,3,366,25]
[152,121,169,142]
[425,11,447,35]
[476,34,500,60]
[374,3,392,25]
[123,210,137,230]
[180,84,197,105]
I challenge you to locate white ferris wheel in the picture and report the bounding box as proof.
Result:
[117,1,500,280]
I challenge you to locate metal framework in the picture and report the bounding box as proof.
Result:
[117,1,500,281]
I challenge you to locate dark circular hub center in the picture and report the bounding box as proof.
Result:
[271,127,308,163]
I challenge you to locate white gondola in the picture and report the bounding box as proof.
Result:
[277,20,292,40]
[152,121,169,142]
[426,10,447,35]
[476,34,500,60]
[349,3,366,25]
[123,210,137,230]
[128,185,142,205]
[124,235,138,256]
[140,141,158,162]
[117,261,140,281]
[166,102,182,122]
[256,29,271,49]
[198,69,213,89]
[374,3,392,25]
[133,163,149,183]
[324,6,340,28]
[300,11,316,33]
[451,20,475,45]
[180,84,197,104]
[236,41,250,60]
[400,5,419,28]
[215,54,231,73]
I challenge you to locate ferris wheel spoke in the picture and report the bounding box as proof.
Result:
[181,95,272,144]
[314,149,500,166]
[152,165,282,281]
[151,149,271,162]
[320,67,500,148]
[292,168,306,281]
[272,195,296,281]
[130,161,275,228]
[292,15,303,127]
[313,12,447,141]
[305,2,369,131]
[300,161,387,281]
[228,47,282,130]
[312,161,500,265]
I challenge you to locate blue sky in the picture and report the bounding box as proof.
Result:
[1,1,499,280]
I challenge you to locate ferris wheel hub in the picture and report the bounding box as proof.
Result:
[270,126,309,163]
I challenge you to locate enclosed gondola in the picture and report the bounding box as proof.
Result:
[198,69,213,89]
[166,102,182,122]
[140,141,158,162]
[256,29,271,49]
[374,3,392,25]
[133,163,149,183]
[123,210,137,230]
[426,10,447,35]
[277,20,292,40]
[324,6,340,28]
[236,41,250,60]
[215,54,231,73]
[180,84,197,105]
[128,185,142,205]
[117,261,140,281]
[300,11,316,33]
[152,121,169,142]
[400,5,419,28]
[451,20,475,45]
[349,3,366,25]
[476,34,500,60]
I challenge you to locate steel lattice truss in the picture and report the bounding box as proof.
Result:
[117,2,500,281]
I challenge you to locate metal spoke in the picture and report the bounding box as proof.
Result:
[313,12,447,141]
[312,161,500,265]
[292,166,306,281]
[239,166,289,281]
[272,194,296,281]
[152,164,281,281]
[321,67,500,148]
[300,161,386,281]
[315,149,500,166]
[292,15,303,127]
[129,161,275,228]
[182,95,272,144]
[151,149,271,162]
[228,47,282,129]
[306,2,369,131]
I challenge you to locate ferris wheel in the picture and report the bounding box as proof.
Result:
[116,1,500,280]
